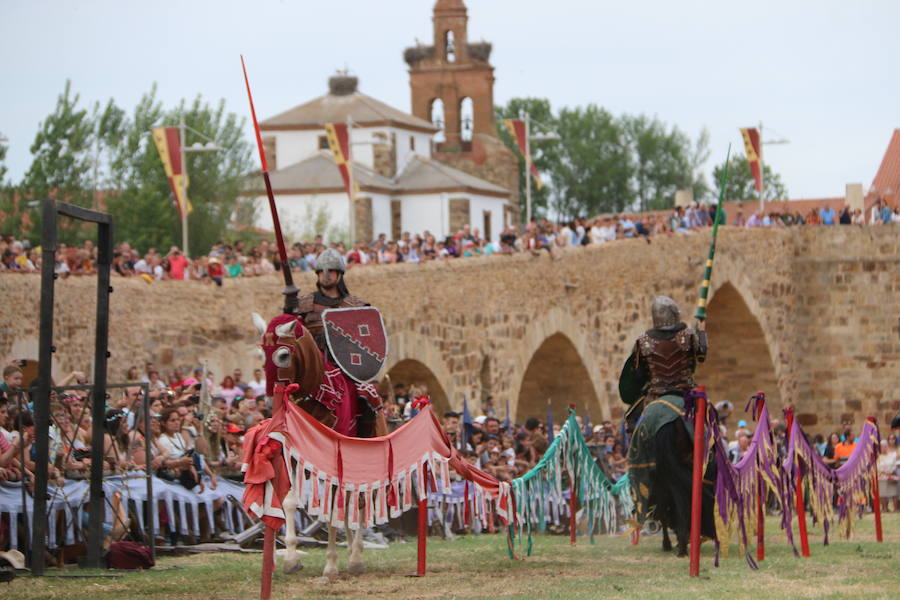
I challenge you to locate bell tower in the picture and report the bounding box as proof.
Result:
[406,0,497,150]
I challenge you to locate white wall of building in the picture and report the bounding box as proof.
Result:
[468,194,507,242]
[399,193,447,239]
[268,126,434,173]
[255,192,349,243]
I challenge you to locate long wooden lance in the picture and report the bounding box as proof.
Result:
[694,144,731,321]
[241,55,299,314]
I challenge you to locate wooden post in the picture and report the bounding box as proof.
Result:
[784,407,810,557]
[867,417,883,543]
[569,403,577,546]
[260,526,276,600]
[631,528,640,545]
[756,475,765,562]
[755,393,766,562]
[416,463,429,576]
[689,388,707,578]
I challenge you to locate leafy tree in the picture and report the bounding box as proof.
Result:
[495,98,559,220]
[712,153,788,203]
[104,86,254,255]
[552,105,631,219]
[623,115,695,211]
[19,80,96,244]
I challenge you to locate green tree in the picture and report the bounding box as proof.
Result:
[19,80,97,244]
[495,98,560,220]
[551,105,632,219]
[623,115,693,211]
[105,86,254,254]
[712,153,788,203]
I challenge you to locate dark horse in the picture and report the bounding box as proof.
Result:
[624,389,716,556]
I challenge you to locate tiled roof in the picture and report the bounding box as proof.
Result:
[260,91,438,133]
[251,153,510,197]
[870,129,900,197]
[395,155,508,194]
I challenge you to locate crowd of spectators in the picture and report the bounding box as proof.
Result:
[2,197,896,279]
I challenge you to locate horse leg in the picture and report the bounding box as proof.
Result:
[661,523,672,552]
[347,509,365,575]
[282,488,302,574]
[320,523,339,581]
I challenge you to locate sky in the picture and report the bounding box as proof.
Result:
[1,0,899,200]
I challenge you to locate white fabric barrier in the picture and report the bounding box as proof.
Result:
[0,472,249,550]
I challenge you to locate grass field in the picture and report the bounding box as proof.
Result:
[6,513,898,600]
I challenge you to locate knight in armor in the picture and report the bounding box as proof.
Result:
[296,248,386,437]
[620,296,715,552]
[632,296,706,409]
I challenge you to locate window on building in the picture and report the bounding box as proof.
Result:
[430,98,445,144]
[409,136,415,151]
[460,97,474,142]
[318,135,329,150]
[483,210,492,242]
[445,30,456,63]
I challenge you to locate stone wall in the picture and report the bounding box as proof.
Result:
[2,226,897,434]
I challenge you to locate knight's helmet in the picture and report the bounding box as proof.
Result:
[651,296,681,328]
[315,248,345,273]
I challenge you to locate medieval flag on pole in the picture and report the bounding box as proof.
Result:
[739,127,763,192]
[151,127,192,218]
[324,122,357,198]
[503,119,543,190]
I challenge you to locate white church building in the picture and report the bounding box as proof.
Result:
[251,75,512,243]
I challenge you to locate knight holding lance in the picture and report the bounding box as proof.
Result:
[295,248,388,437]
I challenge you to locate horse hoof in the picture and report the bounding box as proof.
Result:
[662,540,672,552]
[348,562,365,575]
[316,572,337,584]
[676,549,688,558]
[283,561,303,575]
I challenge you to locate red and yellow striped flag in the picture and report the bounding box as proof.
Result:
[324,122,355,198]
[739,127,763,192]
[151,127,192,218]
[503,119,543,190]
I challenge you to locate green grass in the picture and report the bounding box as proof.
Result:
[6,513,898,599]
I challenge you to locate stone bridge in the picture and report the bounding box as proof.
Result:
[2,226,898,433]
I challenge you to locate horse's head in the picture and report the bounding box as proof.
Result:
[254,312,323,400]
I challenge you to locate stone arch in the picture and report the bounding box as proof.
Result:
[507,307,607,423]
[383,329,454,413]
[696,281,782,416]
[387,359,450,414]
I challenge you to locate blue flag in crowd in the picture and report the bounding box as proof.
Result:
[504,397,511,430]
[462,394,474,450]
[546,400,554,443]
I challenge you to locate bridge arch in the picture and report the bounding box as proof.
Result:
[507,307,607,424]
[383,329,454,414]
[697,280,783,417]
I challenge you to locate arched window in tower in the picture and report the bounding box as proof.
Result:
[459,97,474,143]
[430,98,446,143]
[444,30,456,63]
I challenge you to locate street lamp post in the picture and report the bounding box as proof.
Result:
[177,118,224,258]
[520,110,560,225]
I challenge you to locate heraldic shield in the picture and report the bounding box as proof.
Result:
[322,307,388,383]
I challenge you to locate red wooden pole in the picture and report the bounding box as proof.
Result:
[631,528,640,545]
[260,526,276,600]
[416,463,429,576]
[867,417,883,543]
[784,407,810,557]
[756,475,765,562]
[689,388,707,578]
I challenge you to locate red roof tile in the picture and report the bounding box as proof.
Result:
[870,129,900,198]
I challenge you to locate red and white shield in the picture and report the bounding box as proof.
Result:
[322,307,388,383]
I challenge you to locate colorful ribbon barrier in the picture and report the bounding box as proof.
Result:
[509,409,632,558]
[780,414,881,553]
[699,395,883,572]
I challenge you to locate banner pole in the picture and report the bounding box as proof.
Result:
[689,387,707,577]
[784,407,810,557]
[867,417,883,543]
[260,526,275,600]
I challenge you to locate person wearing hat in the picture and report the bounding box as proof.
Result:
[296,248,386,437]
